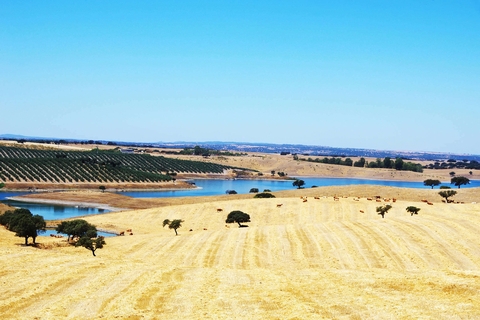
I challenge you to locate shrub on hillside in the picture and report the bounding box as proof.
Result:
[254,192,276,198]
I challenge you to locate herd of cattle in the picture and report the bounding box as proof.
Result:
[118,229,133,236]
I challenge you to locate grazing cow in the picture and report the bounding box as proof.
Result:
[314,197,320,200]
[189,229,193,232]
[360,210,364,213]
[118,231,125,236]
[217,208,223,212]
[367,198,373,201]
[421,199,428,203]
[126,229,132,233]
[50,234,55,237]
[129,232,133,235]
[203,228,207,230]
[392,198,397,203]
[333,197,339,201]
[376,199,381,202]
[303,199,308,202]
[276,204,283,207]
[427,202,433,205]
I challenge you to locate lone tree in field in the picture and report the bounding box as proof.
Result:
[76,236,106,256]
[292,179,305,189]
[0,208,46,245]
[376,205,392,219]
[451,176,470,188]
[406,206,421,216]
[163,219,184,235]
[99,185,106,193]
[439,190,457,203]
[225,210,251,227]
[423,179,441,189]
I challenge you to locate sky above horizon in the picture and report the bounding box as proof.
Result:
[1,1,479,154]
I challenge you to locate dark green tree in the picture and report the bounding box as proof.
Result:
[439,190,457,203]
[423,179,441,189]
[376,205,392,219]
[249,188,259,193]
[225,210,251,227]
[406,206,420,216]
[56,219,97,242]
[395,157,404,170]
[343,158,353,166]
[292,179,305,189]
[383,157,392,169]
[0,182,5,189]
[449,171,456,177]
[163,219,184,235]
[76,236,106,256]
[451,176,470,188]
[0,209,46,245]
[353,157,366,167]
[271,170,275,176]
[99,185,106,193]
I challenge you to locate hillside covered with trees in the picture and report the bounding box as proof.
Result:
[0,146,242,184]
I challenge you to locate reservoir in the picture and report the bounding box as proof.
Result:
[2,177,479,219]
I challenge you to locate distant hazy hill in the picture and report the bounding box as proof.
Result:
[1,134,479,161]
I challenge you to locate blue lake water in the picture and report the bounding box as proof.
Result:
[0,199,110,220]
[118,177,480,198]
[42,229,116,238]
[1,177,479,219]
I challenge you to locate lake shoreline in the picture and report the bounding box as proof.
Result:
[5,196,125,213]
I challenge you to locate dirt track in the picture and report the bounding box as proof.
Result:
[2,187,480,319]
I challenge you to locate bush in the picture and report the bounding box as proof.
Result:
[249,188,259,193]
[440,186,451,189]
[254,192,276,198]
[226,190,237,194]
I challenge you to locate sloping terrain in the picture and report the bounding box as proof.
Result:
[1,188,480,319]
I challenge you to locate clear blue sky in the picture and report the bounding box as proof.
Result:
[1,1,479,154]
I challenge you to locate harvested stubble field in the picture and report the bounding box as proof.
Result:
[1,185,480,319]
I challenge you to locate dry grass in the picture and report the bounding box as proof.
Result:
[2,185,480,319]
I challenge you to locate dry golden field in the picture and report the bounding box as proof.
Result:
[2,141,480,318]
[2,185,480,319]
